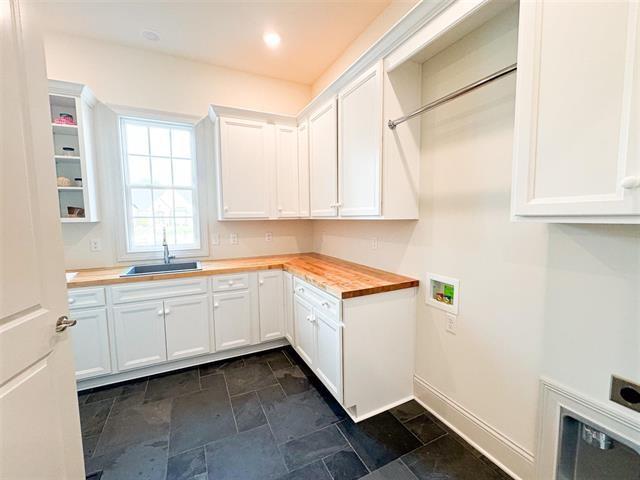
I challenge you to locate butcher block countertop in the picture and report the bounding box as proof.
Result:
[66,253,419,299]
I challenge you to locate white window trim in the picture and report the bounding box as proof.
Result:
[109,105,209,262]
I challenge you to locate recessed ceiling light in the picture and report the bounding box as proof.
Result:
[263,32,281,49]
[141,30,160,42]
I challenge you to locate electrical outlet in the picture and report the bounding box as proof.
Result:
[445,313,457,335]
[90,239,102,252]
[211,233,220,246]
[265,232,273,242]
[372,237,378,250]
[230,233,238,245]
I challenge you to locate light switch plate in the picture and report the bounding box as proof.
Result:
[90,238,102,252]
[446,313,457,335]
[230,233,238,245]
[211,233,220,246]
[265,232,273,242]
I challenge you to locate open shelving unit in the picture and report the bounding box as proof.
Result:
[49,80,100,223]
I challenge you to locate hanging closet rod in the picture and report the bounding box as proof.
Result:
[387,63,517,130]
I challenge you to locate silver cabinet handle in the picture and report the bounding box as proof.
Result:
[297,287,304,293]
[56,315,77,333]
[321,302,330,308]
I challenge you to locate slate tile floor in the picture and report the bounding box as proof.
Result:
[79,346,512,480]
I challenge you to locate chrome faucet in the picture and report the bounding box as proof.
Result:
[162,227,175,264]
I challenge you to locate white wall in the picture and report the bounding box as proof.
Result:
[44,33,314,269]
[313,6,640,478]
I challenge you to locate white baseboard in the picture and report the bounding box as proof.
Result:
[413,374,535,480]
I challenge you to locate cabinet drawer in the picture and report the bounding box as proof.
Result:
[293,278,340,318]
[211,273,250,292]
[68,287,105,310]
[111,278,207,304]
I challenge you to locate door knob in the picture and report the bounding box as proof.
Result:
[620,176,640,189]
[56,315,77,333]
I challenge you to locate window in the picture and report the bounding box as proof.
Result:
[120,117,201,254]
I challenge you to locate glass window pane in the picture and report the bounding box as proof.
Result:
[172,158,192,186]
[174,190,193,217]
[151,157,172,186]
[132,218,154,247]
[152,189,174,217]
[128,156,151,185]
[130,188,153,216]
[171,129,192,158]
[125,123,148,155]
[175,217,195,245]
[154,218,175,245]
[149,127,171,157]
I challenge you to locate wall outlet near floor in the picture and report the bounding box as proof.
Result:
[89,238,102,252]
[229,233,238,245]
[265,232,273,242]
[372,237,378,250]
[211,233,220,246]
[445,313,457,335]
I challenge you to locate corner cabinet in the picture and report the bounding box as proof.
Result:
[511,1,640,223]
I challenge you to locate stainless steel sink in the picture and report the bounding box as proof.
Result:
[120,261,202,277]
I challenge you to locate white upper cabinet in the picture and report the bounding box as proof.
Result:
[258,270,285,341]
[297,121,310,217]
[309,97,339,217]
[275,124,300,218]
[512,1,640,222]
[338,63,382,217]
[218,116,273,219]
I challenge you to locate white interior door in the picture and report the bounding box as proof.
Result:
[275,124,300,217]
[309,98,339,217]
[338,63,382,217]
[0,1,85,477]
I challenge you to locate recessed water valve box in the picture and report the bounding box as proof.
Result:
[426,273,459,315]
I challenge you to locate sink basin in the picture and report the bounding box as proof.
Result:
[120,261,202,277]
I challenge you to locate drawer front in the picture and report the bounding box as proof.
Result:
[111,278,208,304]
[293,277,340,318]
[68,287,106,310]
[211,273,250,293]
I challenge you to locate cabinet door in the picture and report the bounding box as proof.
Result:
[309,98,338,217]
[258,270,285,342]
[512,2,640,220]
[297,121,310,217]
[219,117,273,219]
[164,294,211,361]
[314,309,343,402]
[213,290,252,351]
[69,308,111,380]
[293,295,315,367]
[338,63,382,217]
[113,300,167,371]
[276,124,300,218]
[283,272,295,345]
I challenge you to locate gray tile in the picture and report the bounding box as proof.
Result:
[244,349,292,370]
[258,385,340,443]
[199,358,245,377]
[273,365,311,396]
[167,447,206,480]
[145,370,200,402]
[337,412,422,471]
[402,435,502,480]
[85,379,148,404]
[86,436,168,480]
[360,459,417,480]
[78,390,91,405]
[83,435,100,460]
[169,375,236,455]
[280,425,347,470]
[110,392,145,416]
[225,362,279,396]
[388,401,426,423]
[276,461,332,480]
[205,424,287,480]
[231,391,267,432]
[404,414,447,445]
[95,398,172,456]
[79,398,114,437]
[323,447,369,480]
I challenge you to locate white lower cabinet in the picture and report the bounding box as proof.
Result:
[69,307,112,380]
[314,308,343,400]
[293,295,315,367]
[258,270,285,341]
[113,300,167,371]
[283,272,295,344]
[213,290,252,351]
[164,294,211,361]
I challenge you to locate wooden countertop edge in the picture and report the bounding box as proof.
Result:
[66,253,419,298]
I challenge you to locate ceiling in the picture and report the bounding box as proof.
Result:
[32,0,394,85]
